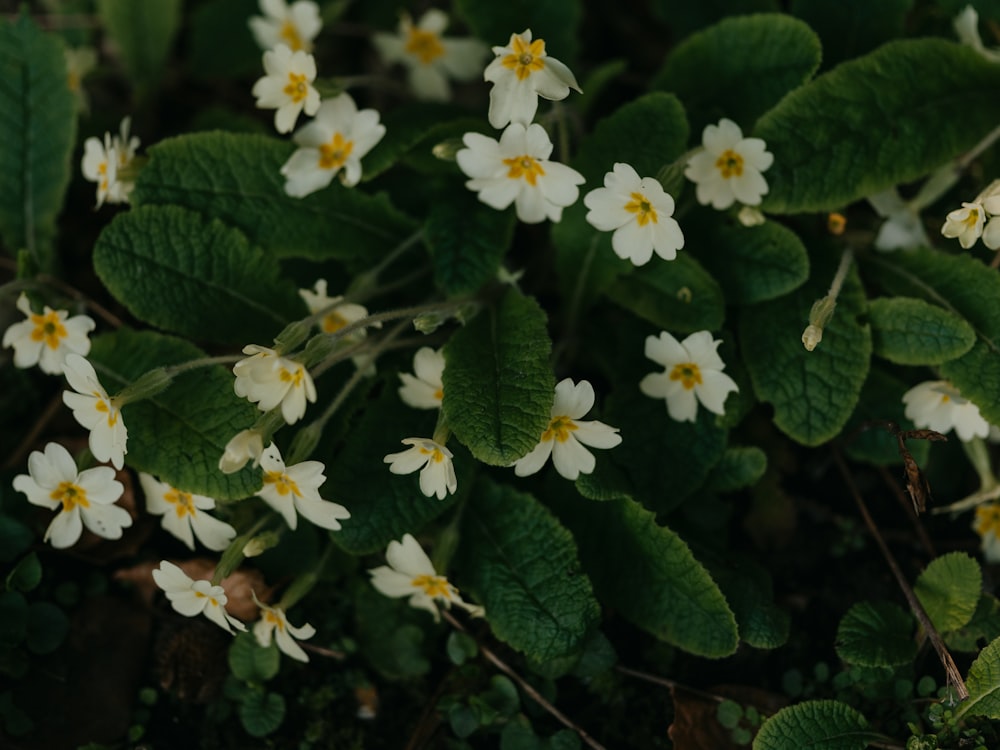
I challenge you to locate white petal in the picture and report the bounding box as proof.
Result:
[551,436,595,480]
[513,438,554,477]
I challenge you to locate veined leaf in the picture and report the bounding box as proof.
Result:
[96,0,181,97]
[835,601,916,667]
[704,446,767,492]
[914,552,982,634]
[868,297,975,365]
[843,367,930,467]
[957,635,1000,720]
[948,595,1000,653]
[364,103,468,180]
[752,700,872,750]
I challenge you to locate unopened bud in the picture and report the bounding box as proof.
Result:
[432,137,465,161]
[738,206,765,227]
[243,531,281,557]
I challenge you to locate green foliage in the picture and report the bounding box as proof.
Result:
[835,601,916,667]
[0,592,27,647]
[96,0,181,97]
[5,553,41,593]
[24,601,68,654]
[187,0,261,80]
[229,632,280,683]
[354,584,431,679]
[948,595,1000,653]
[454,0,581,62]
[842,368,930,467]
[752,700,872,750]
[791,0,912,68]
[238,690,286,737]
[868,297,976,365]
[958,635,1000,720]
[0,518,33,564]
[704,446,768,492]
[365,103,469,180]
[648,0,779,37]
[710,556,789,649]
[914,552,982,634]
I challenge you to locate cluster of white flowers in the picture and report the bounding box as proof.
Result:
[81,117,141,208]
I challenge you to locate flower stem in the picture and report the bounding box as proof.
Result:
[278,542,334,610]
[212,514,273,586]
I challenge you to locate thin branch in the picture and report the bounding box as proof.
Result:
[614,665,726,704]
[876,466,937,559]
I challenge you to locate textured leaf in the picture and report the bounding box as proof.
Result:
[454,0,581,62]
[868,297,975,365]
[709,555,789,649]
[704,446,767,492]
[355,585,431,679]
[957,635,1000,719]
[948,595,1000,653]
[835,601,916,667]
[364,103,468,180]
[93,205,304,345]
[0,14,76,268]
[96,0,181,96]
[843,367,930,467]
[652,14,821,132]
[757,40,1000,214]
[752,700,871,750]
[132,132,418,269]
[89,328,262,500]
[239,691,285,737]
[740,248,871,446]
[228,631,280,682]
[791,0,912,69]
[24,601,68,655]
[914,552,982,634]
[442,289,554,466]
[456,480,600,662]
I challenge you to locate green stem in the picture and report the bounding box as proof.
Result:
[212,514,274,586]
[278,543,335,610]
[348,229,424,296]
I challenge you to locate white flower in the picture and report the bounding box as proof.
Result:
[252,43,321,134]
[867,188,929,252]
[583,162,684,265]
[233,345,316,424]
[902,380,989,442]
[107,117,140,203]
[640,330,739,422]
[942,201,987,249]
[483,29,580,129]
[65,46,96,112]
[152,560,246,634]
[373,9,489,101]
[684,118,773,210]
[255,442,350,530]
[974,504,1000,563]
[281,94,386,196]
[3,293,94,375]
[384,438,457,500]
[299,279,378,339]
[81,133,118,208]
[398,347,445,409]
[249,0,321,52]
[954,5,1000,63]
[62,353,128,470]
[457,122,584,224]
[140,473,237,552]
[13,442,130,549]
[252,592,316,662]
[514,379,621,480]
[218,429,266,474]
[368,533,483,622]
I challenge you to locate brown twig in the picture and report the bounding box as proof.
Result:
[300,642,346,660]
[614,665,725,704]
[877,466,937,559]
[36,273,124,328]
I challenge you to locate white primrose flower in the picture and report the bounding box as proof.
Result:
[299,279,379,340]
[457,122,584,224]
[109,117,141,203]
[369,533,483,622]
[3,292,94,375]
[252,43,321,134]
[152,560,246,634]
[483,29,580,129]
[684,118,773,210]
[65,46,96,112]
[902,380,989,442]
[974,504,1000,563]
[384,438,457,500]
[13,442,130,549]
[398,347,445,410]
[62,353,128,470]
[81,133,118,208]
[941,201,987,249]
[640,330,739,423]
[514,378,622,481]
[218,429,265,474]
[255,442,351,531]
[867,188,929,252]
[954,5,1000,63]
[373,9,489,101]
[249,0,321,52]
[583,162,684,265]
[281,94,386,196]
[252,592,316,662]
[233,345,316,425]
[140,473,237,552]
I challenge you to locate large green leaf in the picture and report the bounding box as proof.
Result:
[757,40,1000,214]
[752,700,872,750]
[707,554,788,649]
[364,103,468,181]
[914,552,982,634]
[93,205,305,345]
[842,367,930,467]
[868,296,975,365]
[791,0,912,69]
[835,601,916,667]
[704,446,767,492]
[0,14,76,268]
[454,0,581,62]
[442,289,554,466]
[96,0,181,97]
[956,635,1000,720]
[455,480,600,662]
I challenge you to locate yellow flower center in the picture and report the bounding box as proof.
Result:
[279,364,305,387]
[263,471,302,498]
[284,72,310,103]
[405,27,445,65]
[433,388,444,402]
[715,149,744,179]
[280,20,304,51]
[51,481,90,512]
[669,362,703,390]
[975,504,1000,536]
[322,310,348,333]
[418,445,446,463]
[94,395,120,428]
[624,192,658,227]
[412,574,452,599]
[542,416,577,443]
[318,133,354,170]
[165,488,196,518]
[68,70,80,91]
[963,208,981,228]
[503,154,545,186]
[264,610,286,631]
[30,310,68,350]
[502,36,546,81]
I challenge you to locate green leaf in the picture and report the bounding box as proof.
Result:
[549,495,738,658]
[0,14,76,268]
[843,367,930,467]
[0,592,27,647]
[96,0,181,96]
[835,601,916,667]
[791,0,913,69]
[948,595,1000,653]
[239,691,285,737]
[914,552,982,633]
[442,289,554,466]
[0,518,33,564]
[355,584,431,679]
[704,446,767,492]
[740,248,871,446]
[709,555,789,649]
[5,553,41,593]
[648,0,779,37]
[188,0,264,81]
[868,297,975,365]
[93,205,304,345]
[752,700,871,750]
[25,601,68,655]
[364,103,468,180]
[456,480,600,662]
[958,634,1000,719]
[228,631,280,682]
[132,132,418,269]
[757,40,1000,214]
[576,59,626,118]
[89,328,262,500]
[652,14,821,132]
[454,0,581,62]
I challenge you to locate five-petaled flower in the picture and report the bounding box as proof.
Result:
[252,43,321,134]
[140,473,237,552]
[369,533,483,622]
[62,353,128,469]
[514,378,622,480]
[373,9,488,101]
[299,279,378,340]
[249,0,321,52]
[13,442,130,549]
[902,380,989,442]
[457,122,584,224]
[81,133,118,208]
[218,429,266,474]
[255,442,351,531]
[233,345,317,425]
[252,592,316,662]
[941,201,987,249]
[640,330,739,422]
[974,504,1000,563]
[3,292,94,375]
[684,118,773,210]
[384,438,457,500]
[152,560,246,634]
[398,347,445,410]
[281,94,386,196]
[583,162,685,265]
[483,29,580,129]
